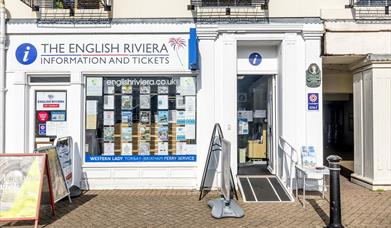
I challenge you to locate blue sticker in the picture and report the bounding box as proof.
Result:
[39,124,46,135]
[308,93,319,110]
[15,43,37,65]
[248,52,262,66]
[51,111,66,121]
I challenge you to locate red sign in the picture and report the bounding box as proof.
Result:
[43,104,60,108]
[38,111,49,122]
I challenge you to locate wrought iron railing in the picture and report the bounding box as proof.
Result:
[189,0,269,22]
[20,0,112,24]
[346,0,391,21]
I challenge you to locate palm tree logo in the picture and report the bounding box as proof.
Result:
[169,37,186,66]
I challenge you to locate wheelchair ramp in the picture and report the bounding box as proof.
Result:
[238,176,292,202]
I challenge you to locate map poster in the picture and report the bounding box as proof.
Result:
[0,153,48,225]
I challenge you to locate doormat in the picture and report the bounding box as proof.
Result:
[238,176,292,202]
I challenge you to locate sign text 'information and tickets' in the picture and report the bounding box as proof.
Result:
[0,153,55,228]
[35,146,71,204]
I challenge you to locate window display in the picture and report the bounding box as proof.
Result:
[85,76,197,162]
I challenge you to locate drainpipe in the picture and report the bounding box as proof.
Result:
[0,0,6,154]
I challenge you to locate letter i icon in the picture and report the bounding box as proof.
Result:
[23,46,30,62]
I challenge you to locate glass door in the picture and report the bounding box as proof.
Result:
[237,75,271,175]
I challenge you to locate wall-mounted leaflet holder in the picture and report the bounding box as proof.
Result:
[199,123,244,219]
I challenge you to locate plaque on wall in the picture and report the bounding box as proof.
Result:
[306,63,321,88]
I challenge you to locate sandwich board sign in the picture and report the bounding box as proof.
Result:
[35,146,71,203]
[0,153,55,228]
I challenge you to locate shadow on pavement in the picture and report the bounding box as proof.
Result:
[0,192,96,228]
[308,198,329,226]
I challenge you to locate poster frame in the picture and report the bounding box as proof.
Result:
[0,153,55,228]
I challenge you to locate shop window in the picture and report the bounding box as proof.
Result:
[84,76,197,162]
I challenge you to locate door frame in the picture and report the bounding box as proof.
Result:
[236,74,277,175]
[28,84,70,153]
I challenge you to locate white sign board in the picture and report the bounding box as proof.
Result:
[36,92,66,111]
[9,34,190,72]
[237,45,278,75]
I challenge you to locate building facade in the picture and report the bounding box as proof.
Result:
[1,0,390,191]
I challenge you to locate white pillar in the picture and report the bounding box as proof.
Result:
[196,26,217,188]
[302,26,324,166]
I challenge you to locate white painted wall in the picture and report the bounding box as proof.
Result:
[352,63,391,190]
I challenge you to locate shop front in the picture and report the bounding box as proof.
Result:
[6,24,203,189]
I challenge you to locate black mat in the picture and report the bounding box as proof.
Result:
[238,164,271,175]
[238,177,291,202]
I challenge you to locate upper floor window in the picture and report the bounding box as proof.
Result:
[355,0,389,6]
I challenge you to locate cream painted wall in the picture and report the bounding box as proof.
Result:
[4,0,356,19]
[323,70,353,94]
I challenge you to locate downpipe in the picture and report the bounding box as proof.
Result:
[0,0,6,154]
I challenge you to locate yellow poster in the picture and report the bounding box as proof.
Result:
[0,155,45,219]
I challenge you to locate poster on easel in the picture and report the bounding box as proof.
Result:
[0,153,55,228]
[35,146,71,203]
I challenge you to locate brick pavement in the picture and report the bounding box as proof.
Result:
[1,176,390,228]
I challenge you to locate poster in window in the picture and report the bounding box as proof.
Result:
[157,111,169,124]
[176,96,185,109]
[176,142,186,155]
[158,95,168,110]
[158,125,169,141]
[185,124,195,140]
[104,83,115,94]
[122,84,132,94]
[139,142,150,155]
[104,95,115,110]
[121,111,132,124]
[179,77,196,95]
[140,95,150,109]
[139,124,150,141]
[140,86,150,94]
[104,143,115,155]
[140,111,150,124]
[184,144,197,155]
[103,111,115,125]
[87,77,103,96]
[158,86,169,94]
[185,111,196,125]
[121,143,133,155]
[121,95,132,110]
[51,111,66,122]
[185,96,196,111]
[176,127,186,141]
[36,91,66,111]
[104,127,115,141]
[176,111,186,125]
[121,127,132,141]
[158,142,169,155]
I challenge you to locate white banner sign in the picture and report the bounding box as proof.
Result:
[9,34,189,72]
[36,91,66,111]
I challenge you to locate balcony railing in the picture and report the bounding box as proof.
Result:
[188,0,269,22]
[347,0,391,21]
[20,0,112,24]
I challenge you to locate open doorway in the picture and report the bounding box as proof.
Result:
[237,75,273,176]
[323,94,354,177]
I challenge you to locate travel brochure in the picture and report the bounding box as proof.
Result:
[103,111,115,125]
[121,95,132,110]
[157,111,169,124]
[121,111,132,124]
[140,111,150,124]
[176,96,185,109]
[104,127,114,141]
[176,127,186,141]
[158,86,169,94]
[158,95,168,110]
[104,83,115,94]
[121,127,132,141]
[140,85,150,94]
[122,84,132,94]
[140,95,150,109]
[139,141,150,155]
[104,95,114,110]
[104,143,115,155]
[158,142,169,155]
[121,143,133,155]
[158,125,169,141]
[139,124,150,141]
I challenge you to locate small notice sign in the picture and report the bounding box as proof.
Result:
[308,93,319,111]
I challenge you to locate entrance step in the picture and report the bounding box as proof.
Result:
[238,176,292,202]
